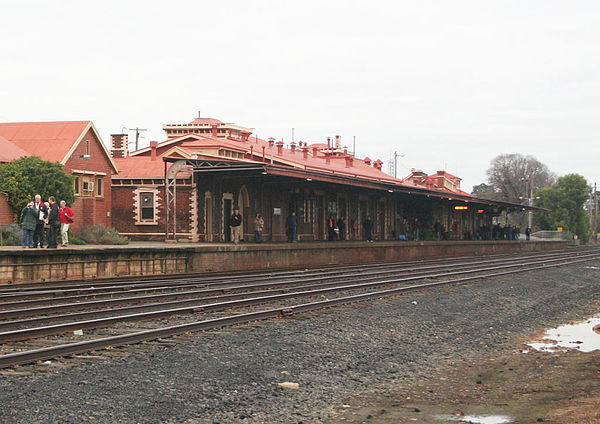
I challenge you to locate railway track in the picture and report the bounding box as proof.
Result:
[0,247,598,369]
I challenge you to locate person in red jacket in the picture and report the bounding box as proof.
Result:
[59,200,75,247]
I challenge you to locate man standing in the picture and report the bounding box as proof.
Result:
[363,216,373,242]
[59,200,75,246]
[230,207,242,244]
[32,194,48,248]
[47,196,60,248]
[434,220,442,241]
[286,211,300,243]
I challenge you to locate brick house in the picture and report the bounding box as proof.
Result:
[0,121,118,229]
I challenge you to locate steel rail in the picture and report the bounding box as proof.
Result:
[1,251,598,342]
[0,249,590,308]
[1,248,589,296]
[0,253,596,368]
[2,249,587,329]
[0,249,593,320]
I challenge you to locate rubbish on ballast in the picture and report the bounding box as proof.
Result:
[342,404,351,408]
[411,301,418,305]
[278,382,299,390]
[280,370,290,375]
[73,329,84,336]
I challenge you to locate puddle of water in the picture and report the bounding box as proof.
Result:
[527,316,600,353]
[437,414,513,423]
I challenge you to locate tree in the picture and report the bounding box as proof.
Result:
[485,154,556,203]
[471,183,498,199]
[0,156,74,218]
[535,174,591,243]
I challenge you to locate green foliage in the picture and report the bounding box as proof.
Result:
[0,156,74,217]
[67,235,87,245]
[0,223,22,246]
[534,174,591,243]
[75,225,129,245]
[471,182,498,199]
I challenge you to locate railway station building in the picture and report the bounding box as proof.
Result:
[110,115,526,242]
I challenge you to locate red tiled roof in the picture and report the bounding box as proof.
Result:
[113,156,167,179]
[0,135,29,163]
[188,118,222,126]
[0,121,118,173]
[118,118,472,196]
[0,121,91,163]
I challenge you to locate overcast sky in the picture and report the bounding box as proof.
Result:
[2,0,598,191]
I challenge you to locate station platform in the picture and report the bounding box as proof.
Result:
[0,240,568,285]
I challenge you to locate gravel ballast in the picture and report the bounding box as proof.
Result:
[1,260,599,423]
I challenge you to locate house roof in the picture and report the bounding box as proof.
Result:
[188,117,223,126]
[0,135,29,162]
[119,117,475,198]
[0,121,118,173]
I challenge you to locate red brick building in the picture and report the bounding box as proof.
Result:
[0,121,118,229]
[110,115,513,242]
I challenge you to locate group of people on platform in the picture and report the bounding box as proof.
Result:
[229,207,533,244]
[20,195,74,248]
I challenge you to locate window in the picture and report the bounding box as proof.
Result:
[96,177,103,197]
[85,140,90,155]
[74,176,80,195]
[141,193,154,221]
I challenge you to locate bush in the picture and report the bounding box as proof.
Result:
[0,223,22,246]
[74,225,129,245]
[67,235,87,245]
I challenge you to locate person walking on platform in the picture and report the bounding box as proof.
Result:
[337,216,346,240]
[230,207,242,244]
[286,211,301,243]
[327,216,336,241]
[434,220,442,241]
[254,213,264,243]
[59,200,74,246]
[20,202,37,248]
[363,216,373,242]
[46,196,60,249]
[525,227,531,241]
[32,194,47,248]
[413,218,420,241]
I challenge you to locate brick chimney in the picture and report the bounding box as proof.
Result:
[241,131,250,142]
[211,125,218,137]
[363,157,372,166]
[110,133,129,158]
[335,135,341,149]
[436,170,446,189]
[290,141,296,153]
[326,154,331,164]
[373,159,383,171]
[150,141,158,161]
[312,147,318,157]
[276,140,284,155]
[345,156,354,168]
[302,146,308,160]
[343,146,347,155]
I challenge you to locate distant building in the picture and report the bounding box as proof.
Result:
[0,121,118,229]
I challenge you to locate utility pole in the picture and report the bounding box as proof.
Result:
[128,127,147,151]
[528,173,534,230]
[594,182,598,244]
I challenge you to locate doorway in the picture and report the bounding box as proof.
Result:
[223,198,232,242]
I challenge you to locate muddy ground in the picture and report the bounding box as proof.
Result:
[334,329,600,424]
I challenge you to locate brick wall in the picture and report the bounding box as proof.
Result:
[111,184,194,240]
[63,127,114,230]
[0,194,13,225]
